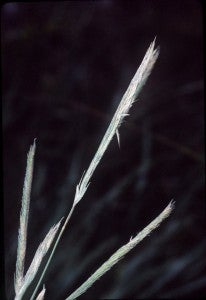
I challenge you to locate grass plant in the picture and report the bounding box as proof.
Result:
[14,39,174,300]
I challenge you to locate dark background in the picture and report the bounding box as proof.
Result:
[2,1,205,299]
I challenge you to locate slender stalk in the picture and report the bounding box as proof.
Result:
[31,39,159,299]
[30,204,75,300]
[66,201,175,300]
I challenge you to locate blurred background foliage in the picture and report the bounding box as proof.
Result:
[2,1,205,299]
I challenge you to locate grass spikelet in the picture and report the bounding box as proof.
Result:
[15,139,36,295]
[15,218,63,300]
[73,38,159,206]
[66,201,174,300]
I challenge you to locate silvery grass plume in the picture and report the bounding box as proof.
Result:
[73,38,159,206]
[15,140,36,295]
[14,140,62,300]
[14,38,174,299]
[66,201,175,300]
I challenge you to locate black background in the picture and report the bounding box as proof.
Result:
[2,1,205,299]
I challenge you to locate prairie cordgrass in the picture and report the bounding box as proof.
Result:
[14,39,174,300]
